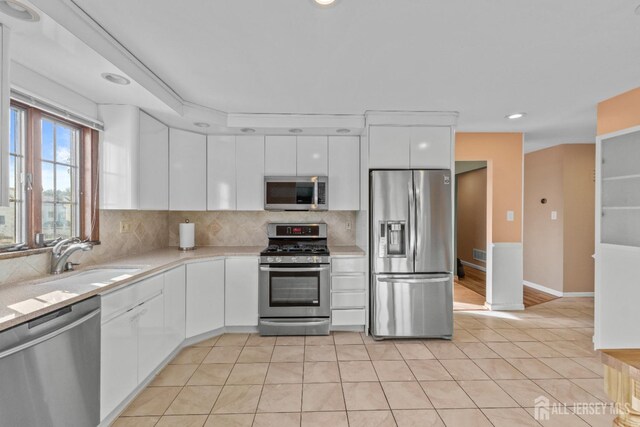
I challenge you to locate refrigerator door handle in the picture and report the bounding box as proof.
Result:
[408,177,416,269]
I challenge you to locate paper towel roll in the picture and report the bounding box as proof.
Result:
[179,222,195,250]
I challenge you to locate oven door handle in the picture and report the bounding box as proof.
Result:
[260,319,330,327]
[260,266,330,272]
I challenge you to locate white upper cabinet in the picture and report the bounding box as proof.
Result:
[207,135,237,210]
[236,136,265,211]
[169,129,207,211]
[410,126,451,169]
[369,125,452,169]
[139,112,169,210]
[99,105,140,209]
[297,136,328,176]
[369,126,411,169]
[329,136,360,210]
[265,136,297,175]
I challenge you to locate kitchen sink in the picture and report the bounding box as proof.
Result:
[44,267,143,287]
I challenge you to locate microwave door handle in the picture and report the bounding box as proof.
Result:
[313,179,319,207]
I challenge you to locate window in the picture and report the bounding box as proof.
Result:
[0,106,25,245]
[0,102,99,251]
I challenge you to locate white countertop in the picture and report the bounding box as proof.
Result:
[0,245,365,332]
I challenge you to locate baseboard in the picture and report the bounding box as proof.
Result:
[523,281,594,298]
[484,301,525,311]
[523,280,563,297]
[563,292,595,297]
[460,260,486,272]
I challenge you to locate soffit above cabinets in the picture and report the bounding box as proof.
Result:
[15,0,640,151]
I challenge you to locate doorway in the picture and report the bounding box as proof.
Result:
[454,161,488,310]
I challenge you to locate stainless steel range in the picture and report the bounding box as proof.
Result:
[259,223,330,336]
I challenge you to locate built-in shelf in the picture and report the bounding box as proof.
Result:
[602,174,640,182]
[602,206,640,210]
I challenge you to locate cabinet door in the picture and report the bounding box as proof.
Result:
[186,260,225,338]
[265,136,297,175]
[410,126,451,169]
[236,136,265,211]
[369,126,411,169]
[99,105,140,210]
[297,136,328,176]
[328,136,360,210]
[139,111,169,210]
[225,257,259,326]
[164,266,186,354]
[169,129,207,210]
[138,293,165,382]
[207,135,236,210]
[100,308,139,420]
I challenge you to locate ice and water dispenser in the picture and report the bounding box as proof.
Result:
[378,221,407,257]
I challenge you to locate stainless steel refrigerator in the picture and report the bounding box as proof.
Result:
[370,170,453,339]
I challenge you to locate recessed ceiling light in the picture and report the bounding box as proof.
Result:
[506,112,526,120]
[336,128,351,134]
[289,128,303,134]
[194,122,210,128]
[0,0,39,21]
[101,72,131,85]
[241,128,256,133]
[313,0,337,6]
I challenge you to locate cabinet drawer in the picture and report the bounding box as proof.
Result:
[331,257,366,274]
[331,275,365,291]
[101,274,164,321]
[332,309,366,326]
[332,292,366,308]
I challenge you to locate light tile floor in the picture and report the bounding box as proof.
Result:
[113,297,616,427]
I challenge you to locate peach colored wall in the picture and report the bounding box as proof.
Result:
[455,133,523,243]
[456,168,487,268]
[597,87,640,135]
[562,145,595,293]
[523,144,595,294]
[523,147,565,293]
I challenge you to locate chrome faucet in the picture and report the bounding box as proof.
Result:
[50,237,93,274]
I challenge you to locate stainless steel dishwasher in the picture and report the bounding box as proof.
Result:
[0,296,101,427]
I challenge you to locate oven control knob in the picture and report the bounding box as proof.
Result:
[275,257,282,263]
[291,257,297,263]
[307,256,313,263]
[267,257,274,263]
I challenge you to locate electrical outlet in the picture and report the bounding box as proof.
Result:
[345,221,352,231]
[551,211,558,220]
[119,221,132,233]
[506,210,515,222]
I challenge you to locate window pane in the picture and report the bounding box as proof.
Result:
[9,109,17,154]
[41,119,54,161]
[55,164,72,203]
[55,204,73,239]
[55,124,72,164]
[42,202,56,240]
[42,162,55,202]
[0,202,17,245]
[8,157,15,200]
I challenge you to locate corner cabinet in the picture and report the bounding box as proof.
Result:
[99,106,169,210]
[169,129,207,211]
[369,125,452,169]
[186,259,225,338]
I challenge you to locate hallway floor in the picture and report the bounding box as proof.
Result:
[112,297,610,427]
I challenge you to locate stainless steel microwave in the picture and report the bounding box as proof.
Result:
[264,176,328,211]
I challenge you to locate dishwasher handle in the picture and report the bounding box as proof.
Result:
[0,308,100,360]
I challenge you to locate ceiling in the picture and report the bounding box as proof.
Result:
[8,0,640,151]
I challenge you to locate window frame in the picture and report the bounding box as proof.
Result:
[8,100,99,249]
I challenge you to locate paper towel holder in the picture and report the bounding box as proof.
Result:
[179,218,196,251]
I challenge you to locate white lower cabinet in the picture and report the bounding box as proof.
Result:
[330,256,367,328]
[137,293,165,381]
[186,259,225,338]
[163,266,186,354]
[225,257,259,326]
[100,305,139,420]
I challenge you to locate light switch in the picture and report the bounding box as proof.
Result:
[506,210,515,222]
[551,211,558,220]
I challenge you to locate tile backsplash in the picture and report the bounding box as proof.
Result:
[0,210,357,286]
[0,210,168,286]
[168,211,357,247]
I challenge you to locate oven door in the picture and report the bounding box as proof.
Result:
[259,264,330,318]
